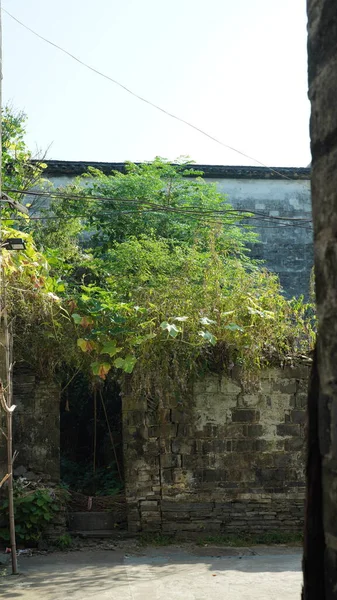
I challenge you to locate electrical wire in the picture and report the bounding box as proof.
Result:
[4,188,313,225]
[3,7,297,181]
[1,209,313,230]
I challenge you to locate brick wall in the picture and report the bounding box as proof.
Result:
[123,366,308,536]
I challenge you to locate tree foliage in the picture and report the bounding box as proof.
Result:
[1,110,315,399]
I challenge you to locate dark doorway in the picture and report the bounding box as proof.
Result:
[60,374,124,497]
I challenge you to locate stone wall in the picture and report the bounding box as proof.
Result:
[123,366,308,536]
[0,365,60,483]
[305,0,337,595]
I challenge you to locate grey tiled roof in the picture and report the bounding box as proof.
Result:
[36,160,311,180]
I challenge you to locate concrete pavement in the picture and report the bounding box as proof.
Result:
[0,545,302,599]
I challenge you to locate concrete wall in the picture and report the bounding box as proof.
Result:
[123,367,308,536]
[39,162,312,299]
[0,365,60,483]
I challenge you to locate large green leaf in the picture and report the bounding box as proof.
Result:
[199,330,217,346]
[114,355,137,373]
[101,340,122,357]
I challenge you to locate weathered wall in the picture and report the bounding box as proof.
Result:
[123,367,308,536]
[212,177,312,298]
[305,0,337,597]
[39,162,312,299]
[0,366,60,483]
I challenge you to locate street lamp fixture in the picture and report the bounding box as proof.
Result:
[2,238,26,251]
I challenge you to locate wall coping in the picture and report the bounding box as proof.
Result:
[35,160,311,180]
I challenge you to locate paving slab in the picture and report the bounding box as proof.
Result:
[0,545,303,600]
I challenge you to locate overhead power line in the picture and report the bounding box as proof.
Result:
[5,187,313,225]
[3,212,313,230]
[3,7,295,181]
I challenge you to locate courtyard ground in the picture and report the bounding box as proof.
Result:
[0,544,302,600]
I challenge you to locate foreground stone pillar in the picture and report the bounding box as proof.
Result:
[305,2,337,597]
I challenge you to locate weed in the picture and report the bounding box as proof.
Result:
[138,533,174,547]
[196,531,303,547]
[55,533,73,550]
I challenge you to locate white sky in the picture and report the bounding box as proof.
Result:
[2,0,310,167]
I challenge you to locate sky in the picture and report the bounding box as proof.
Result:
[2,0,310,167]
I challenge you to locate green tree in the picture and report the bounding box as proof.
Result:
[28,157,314,392]
[2,106,48,206]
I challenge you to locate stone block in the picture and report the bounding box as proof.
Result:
[171,438,193,454]
[162,521,206,532]
[223,424,247,438]
[277,423,301,437]
[172,468,191,484]
[291,410,306,424]
[246,424,263,438]
[241,394,261,407]
[255,438,285,452]
[140,500,159,510]
[161,511,191,520]
[177,424,194,437]
[203,469,227,483]
[273,453,296,469]
[231,409,260,423]
[125,410,146,427]
[142,522,162,532]
[220,379,242,395]
[205,376,220,393]
[145,439,160,455]
[171,409,190,424]
[160,454,182,468]
[181,454,205,469]
[233,440,255,453]
[273,379,297,394]
[285,437,305,451]
[256,468,286,484]
[162,468,173,484]
[141,512,162,522]
[295,393,308,408]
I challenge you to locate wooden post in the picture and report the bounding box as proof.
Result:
[0,266,18,574]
